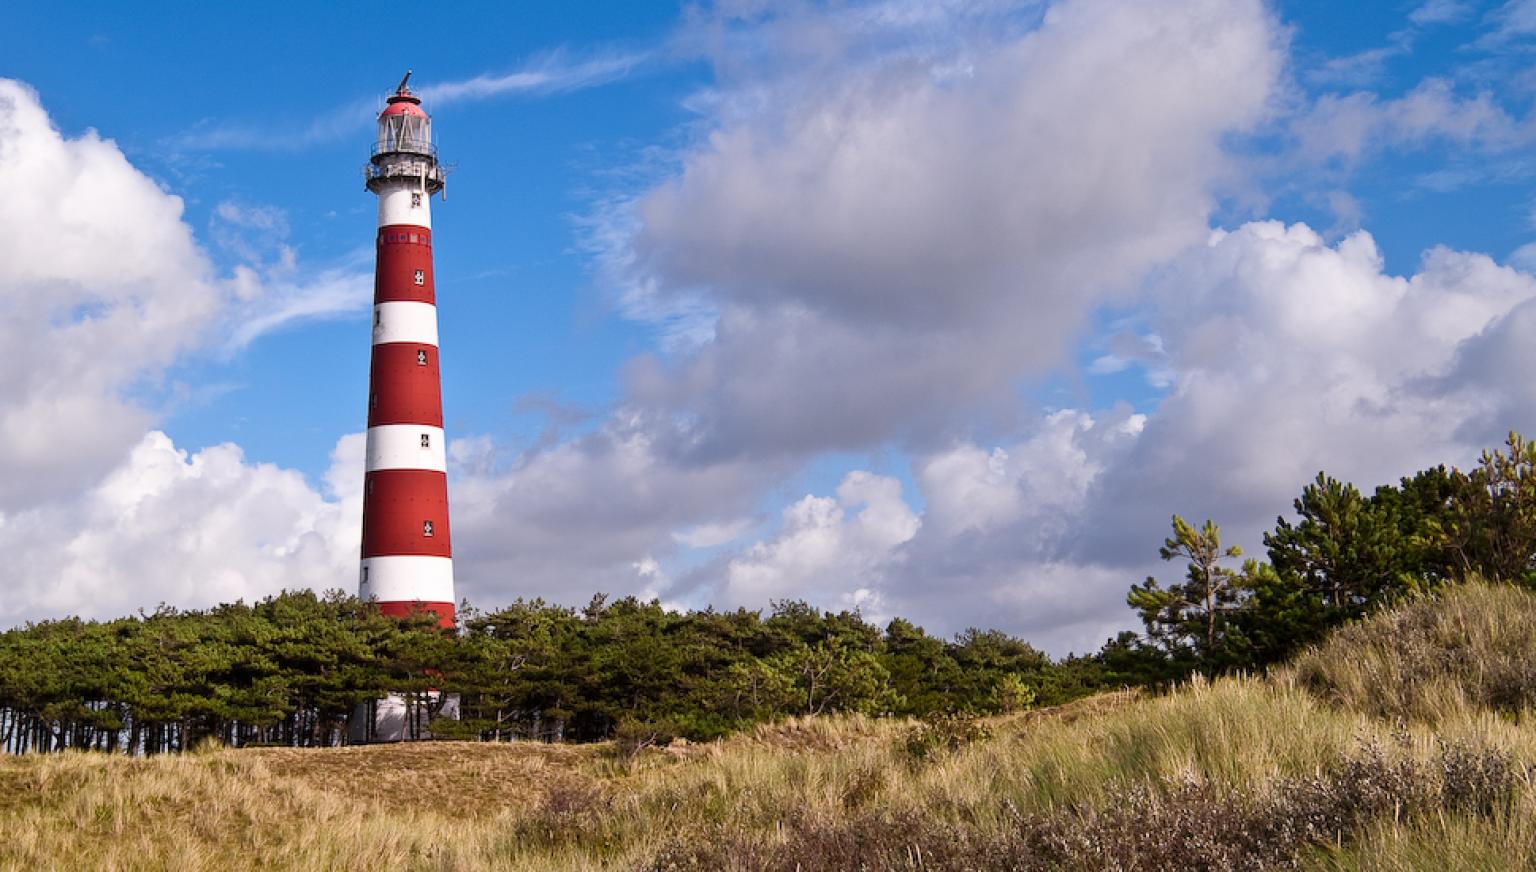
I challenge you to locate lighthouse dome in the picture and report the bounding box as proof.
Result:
[381,99,426,118]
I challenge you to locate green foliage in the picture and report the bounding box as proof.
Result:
[901,710,994,760]
[1264,472,1420,612]
[1122,430,1536,682]
[1435,432,1536,585]
[0,592,1095,754]
[1127,516,1265,673]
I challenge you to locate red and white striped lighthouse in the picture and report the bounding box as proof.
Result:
[358,72,454,629]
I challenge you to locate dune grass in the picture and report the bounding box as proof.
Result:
[1282,581,1536,725]
[4,583,1536,870]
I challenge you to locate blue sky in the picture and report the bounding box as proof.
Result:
[5,0,1536,653]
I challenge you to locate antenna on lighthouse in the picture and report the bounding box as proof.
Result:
[395,69,413,95]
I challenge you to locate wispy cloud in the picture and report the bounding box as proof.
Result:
[420,49,649,104]
[170,48,652,152]
[224,264,372,351]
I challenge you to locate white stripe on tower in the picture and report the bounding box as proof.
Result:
[359,555,456,604]
[372,301,440,346]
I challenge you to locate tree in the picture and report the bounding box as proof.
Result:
[1266,473,1402,611]
[1434,432,1536,585]
[1126,516,1253,670]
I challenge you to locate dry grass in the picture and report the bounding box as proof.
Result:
[1281,582,1536,725]
[6,583,1536,870]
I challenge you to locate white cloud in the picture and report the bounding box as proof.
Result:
[0,80,380,517]
[447,415,786,606]
[421,50,650,104]
[672,517,756,548]
[1297,78,1527,164]
[224,264,372,351]
[1076,221,1536,564]
[721,471,920,611]
[0,79,223,509]
[603,0,1284,461]
[669,220,1536,653]
[0,431,360,624]
[1409,0,1473,26]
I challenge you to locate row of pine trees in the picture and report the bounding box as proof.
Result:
[4,433,1536,754]
[0,591,1092,753]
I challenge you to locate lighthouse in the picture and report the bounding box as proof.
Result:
[358,72,454,630]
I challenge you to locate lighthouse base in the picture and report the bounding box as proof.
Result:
[347,692,461,743]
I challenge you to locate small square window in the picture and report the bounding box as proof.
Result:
[423,520,435,537]
[411,192,423,207]
[420,433,430,448]
[413,269,425,285]
[409,233,419,244]
[417,349,428,365]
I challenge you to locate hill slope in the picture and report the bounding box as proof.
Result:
[5,584,1536,871]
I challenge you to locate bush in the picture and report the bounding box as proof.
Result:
[612,718,678,761]
[902,711,993,760]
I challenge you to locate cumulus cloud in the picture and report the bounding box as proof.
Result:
[0,431,361,624]
[655,221,1536,654]
[1081,222,1536,561]
[0,80,399,622]
[607,0,1284,460]
[447,415,787,606]
[0,80,379,512]
[718,471,920,614]
[0,79,223,509]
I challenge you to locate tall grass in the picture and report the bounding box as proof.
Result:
[1282,582,1536,724]
[4,583,1536,870]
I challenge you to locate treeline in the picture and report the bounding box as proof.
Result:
[7,431,1536,755]
[1118,432,1536,682]
[0,591,1101,754]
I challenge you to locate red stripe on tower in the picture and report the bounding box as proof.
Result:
[358,72,454,630]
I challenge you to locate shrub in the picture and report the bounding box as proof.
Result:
[612,718,678,761]
[902,711,994,760]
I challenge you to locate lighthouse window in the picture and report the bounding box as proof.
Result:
[374,309,382,326]
[370,393,378,409]
[409,233,419,244]
[420,433,430,449]
[411,192,423,208]
[361,566,369,584]
[423,520,435,537]
[413,269,425,285]
[416,349,428,365]
[367,479,375,495]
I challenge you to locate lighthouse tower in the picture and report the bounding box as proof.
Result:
[358,72,454,630]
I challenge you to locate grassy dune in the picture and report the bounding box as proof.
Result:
[6,585,1536,870]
